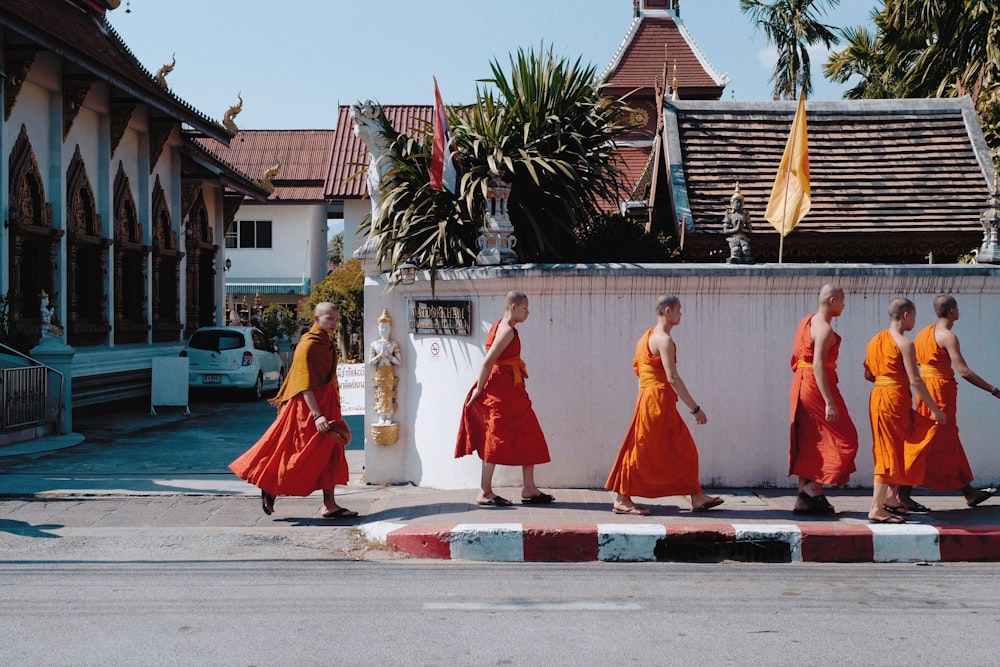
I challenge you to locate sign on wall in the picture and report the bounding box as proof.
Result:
[337,363,365,416]
[408,299,472,336]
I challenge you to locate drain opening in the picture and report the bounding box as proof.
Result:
[655,538,791,563]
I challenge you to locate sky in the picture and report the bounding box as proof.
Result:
[107,0,879,131]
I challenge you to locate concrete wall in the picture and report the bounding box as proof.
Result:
[361,264,1000,490]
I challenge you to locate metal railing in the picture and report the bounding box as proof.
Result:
[0,343,65,433]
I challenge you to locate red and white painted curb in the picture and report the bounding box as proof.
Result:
[360,520,1000,563]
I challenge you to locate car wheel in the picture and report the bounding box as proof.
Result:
[245,373,264,401]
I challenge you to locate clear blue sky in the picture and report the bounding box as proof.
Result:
[108,0,877,130]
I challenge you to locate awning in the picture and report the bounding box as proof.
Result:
[225,277,310,296]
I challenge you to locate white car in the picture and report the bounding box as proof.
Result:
[181,326,285,400]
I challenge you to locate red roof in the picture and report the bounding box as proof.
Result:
[326,105,433,198]
[196,130,336,202]
[602,13,727,100]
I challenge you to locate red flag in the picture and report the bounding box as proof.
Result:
[765,96,811,237]
[429,77,458,193]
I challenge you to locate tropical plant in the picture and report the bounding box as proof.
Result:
[823,0,1000,160]
[360,44,633,277]
[256,303,297,341]
[304,258,364,361]
[740,0,842,100]
[327,232,344,267]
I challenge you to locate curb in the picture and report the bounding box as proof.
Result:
[360,521,1000,563]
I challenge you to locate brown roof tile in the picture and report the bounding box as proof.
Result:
[326,104,433,198]
[602,14,727,100]
[196,129,336,202]
[660,98,995,261]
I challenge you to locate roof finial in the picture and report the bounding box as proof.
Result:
[155,53,175,88]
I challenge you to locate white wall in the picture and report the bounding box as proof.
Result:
[362,264,1000,491]
[228,202,327,286]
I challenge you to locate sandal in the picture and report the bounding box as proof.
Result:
[261,490,275,516]
[793,491,834,515]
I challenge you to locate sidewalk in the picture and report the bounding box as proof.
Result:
[2,402,999,563]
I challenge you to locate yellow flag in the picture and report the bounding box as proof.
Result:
[765,96,811,237]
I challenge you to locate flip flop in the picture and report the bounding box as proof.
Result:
[692,497,724,512]
[900,501,930,513]
[883,504,909,517]
[967,488,996,507]
[261,490,275,516]
[521,492,556,504]
[794,491,834,515]
[477,495,513,507]
[321,507,359,519]
[869,514,905,524]
[612,505,651,515]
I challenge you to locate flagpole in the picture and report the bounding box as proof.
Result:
[778,162,791,263]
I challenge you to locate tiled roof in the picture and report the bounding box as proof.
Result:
[196,130,336,202]
[1,0,231,141]
[601,12,728,100]
[180,134,269,202]
[660,98,995,261]
[326,105,433,198]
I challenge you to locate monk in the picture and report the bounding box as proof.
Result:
[455,291,553,506]
[863,298,945,523]
[606,294,723,515]
[897,295,997,511]
[229,302,356,519]
[789,284,859,515]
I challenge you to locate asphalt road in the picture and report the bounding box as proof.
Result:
[2,561,998,666]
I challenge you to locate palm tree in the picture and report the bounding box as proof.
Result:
[740,0,842,100]
[824,0,1000,160]
[361,45,633,274]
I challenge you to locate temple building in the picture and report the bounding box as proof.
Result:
[1,0,266,410]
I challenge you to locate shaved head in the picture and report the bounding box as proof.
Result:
[819,284,843,305]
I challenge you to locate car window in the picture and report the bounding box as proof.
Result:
[189,331,245,352]
[251,330,269,351]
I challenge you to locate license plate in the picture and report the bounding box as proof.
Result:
[202,375,222,384]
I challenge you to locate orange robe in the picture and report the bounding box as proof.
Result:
[913,324,973,490]
[863,330,937,485]
[605,329,702,497]
[229,325,351,496]
[788,314,859,485]
[454,320,550,466]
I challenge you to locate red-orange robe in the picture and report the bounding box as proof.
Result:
[455,320,550,466]
[605,329,702,497]
[913,324,974,490]
[863,329,937,485]
[229,325,350,496]
[788,314,859,485]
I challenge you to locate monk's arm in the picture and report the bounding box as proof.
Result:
[942,331,1000,396]
[660,338,702,417]
[901,340,946,423]
[812,323,838,420]
[468,324,515,403]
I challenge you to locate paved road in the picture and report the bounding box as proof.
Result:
[2,561,998,666]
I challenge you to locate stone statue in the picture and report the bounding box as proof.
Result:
[368,309,401,425]
[350,100,393,224]
[39,290,64,341]
[721,183,754,264]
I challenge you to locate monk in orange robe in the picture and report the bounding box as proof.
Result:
[899,295,997,510]
[230,302,355,519]
[455,291,553,506]
[863,298,944,523]
[789,284,859,515]
[606,294,723,515]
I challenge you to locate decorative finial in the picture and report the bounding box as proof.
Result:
[155,53,175,88]
[377,309,392,323]
[223,92,243,134]
[259,162,280,195]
